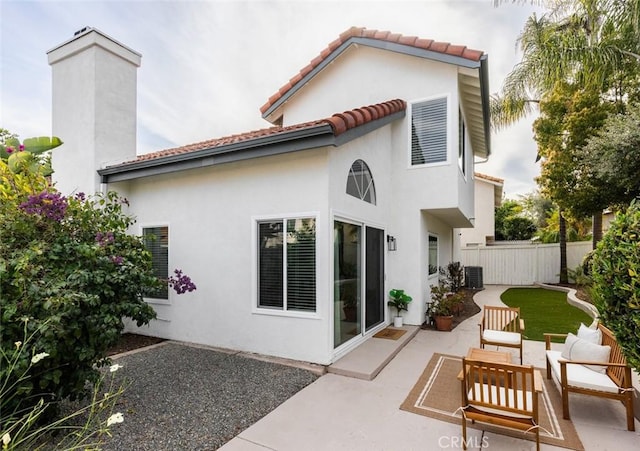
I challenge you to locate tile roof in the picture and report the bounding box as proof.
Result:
[475,172,504,184]
[117,99,405,166]
[260,26,484,116]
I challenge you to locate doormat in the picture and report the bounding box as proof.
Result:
[400,353,584,450]
[373,328,407,340]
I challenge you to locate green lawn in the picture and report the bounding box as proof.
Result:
[500,287,593,342]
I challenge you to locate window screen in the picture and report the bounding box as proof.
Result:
[143,226,169,299]
[258,218,316,312]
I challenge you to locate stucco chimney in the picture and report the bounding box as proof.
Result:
[47,27,141,195]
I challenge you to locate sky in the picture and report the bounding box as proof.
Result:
[1,0,545,198]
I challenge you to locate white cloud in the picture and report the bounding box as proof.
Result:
[1,0,545,195]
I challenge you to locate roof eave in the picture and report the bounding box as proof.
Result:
[98,110,405,183]
[98,124,334,183]
[479,55,491,158]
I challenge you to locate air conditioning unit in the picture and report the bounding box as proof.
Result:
[465,266,483,289]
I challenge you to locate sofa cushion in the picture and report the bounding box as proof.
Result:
[467,382,534,418]
[561,333,611,373]
[482,329,521,345]
[578,322,602,345]
[546,350,619,393]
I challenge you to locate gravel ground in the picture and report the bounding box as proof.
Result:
[99,343,319,450]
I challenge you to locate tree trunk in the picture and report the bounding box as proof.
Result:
[559,209,568,283]
[592,211,603,249]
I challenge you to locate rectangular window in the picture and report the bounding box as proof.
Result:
[143,226,169,299]
[428,235,438,276]
[458,108,466,175]
[258,217,316,312]
[411,97,447,165]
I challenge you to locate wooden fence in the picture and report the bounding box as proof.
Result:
[460,241,592,285]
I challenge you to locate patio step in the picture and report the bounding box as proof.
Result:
[327,325,419,380]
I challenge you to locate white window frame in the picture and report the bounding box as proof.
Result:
[252,212,320,319]
[141,224,171,305]
[346,159,376,205]
[408,94,451,169]
[458,107,467,178]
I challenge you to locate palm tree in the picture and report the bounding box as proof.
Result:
[493,0,640,128]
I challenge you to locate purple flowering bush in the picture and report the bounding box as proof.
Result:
[1,157,193,422]
[168,269,197,294]
[19,191,68,221]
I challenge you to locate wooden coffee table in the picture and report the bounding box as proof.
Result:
[465,347,512,364]
[457,347,512,380]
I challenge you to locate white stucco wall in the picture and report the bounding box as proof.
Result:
[282,46,456,126]
[459,176,499,247]
[117,149,335,364]
[279,46,475,218]
[49,30,139,196]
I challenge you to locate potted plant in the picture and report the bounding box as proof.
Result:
[430,284,463,331]
[388,289,412,327]
[342,295,357,322]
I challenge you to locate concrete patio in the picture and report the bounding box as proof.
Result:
[219,285,639,451]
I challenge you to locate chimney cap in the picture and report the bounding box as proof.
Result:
[73,26,93,37]
[47,27,141,66]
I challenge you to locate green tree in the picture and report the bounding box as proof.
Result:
[534,83,613,226]
[520,191,554,230]
[536,208,592,243]
[492,0,640,128]
[495,199,537,240]
[579,104,640,208]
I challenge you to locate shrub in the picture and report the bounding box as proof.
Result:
[1,320,126,450]
[430,283,464,316]
[567,263,592,287]
[590,200,640,372]
[438,261,464,292]
[0,159,159,420]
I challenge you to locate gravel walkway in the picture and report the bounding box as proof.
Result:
[101,342,319,450]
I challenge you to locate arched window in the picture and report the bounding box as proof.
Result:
[346,159,376,205]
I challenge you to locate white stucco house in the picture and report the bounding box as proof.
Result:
[48,26,491,365]
[457,172,504,248]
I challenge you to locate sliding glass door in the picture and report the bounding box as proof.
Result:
[334,221,361,348]
[365,226,384,330]
[334,221,384,349]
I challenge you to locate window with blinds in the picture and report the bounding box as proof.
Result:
[411,97,448,166]
[258,217,316,312]
[143,226,169,299]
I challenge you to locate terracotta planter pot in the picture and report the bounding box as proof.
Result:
[343,306,357,322]
[434,315,453,331]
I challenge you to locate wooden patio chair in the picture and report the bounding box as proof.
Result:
[479,305,525,363]
[460,358,542,451]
